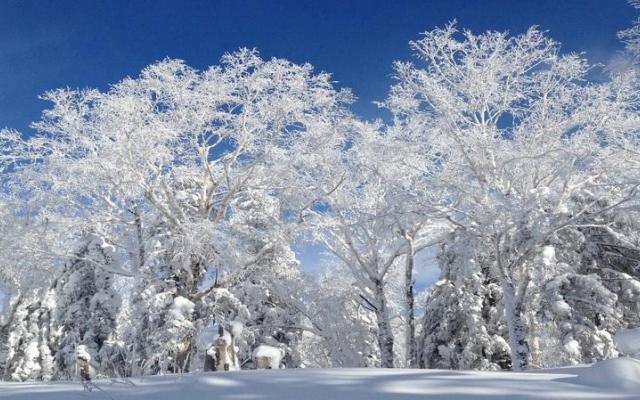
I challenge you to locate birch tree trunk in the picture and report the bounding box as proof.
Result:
[502,280,529,371]
[404,239,417,367]
[374,280,395,368]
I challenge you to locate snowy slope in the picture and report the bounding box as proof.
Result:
[1,362,639,400]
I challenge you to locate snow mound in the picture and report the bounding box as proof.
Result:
[252,345,284,369]
[570,357,640,392]
[75,345,91,361]
[253,345,283,359]
[615,328,640,356]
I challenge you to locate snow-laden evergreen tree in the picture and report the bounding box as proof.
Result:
[1,289,56,381]
[420,197,640,370]
[0,167,69,382]
[419,232,510,370]
[53,235,121,379]
[532,201,640,367]
[227,190,304,368]
[125,220,203,375]
[124,217,253,375]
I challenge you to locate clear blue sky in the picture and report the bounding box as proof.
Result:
[0,0,635,136]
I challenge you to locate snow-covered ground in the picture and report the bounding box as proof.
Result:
[1,359,639,400]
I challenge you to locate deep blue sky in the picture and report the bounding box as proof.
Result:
[0,0,635,137]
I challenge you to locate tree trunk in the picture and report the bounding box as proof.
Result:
[502,280,529,371]
[131,204,145,272]
[404,239,417,367]
[374,280,395,368]
[528,310,541,369]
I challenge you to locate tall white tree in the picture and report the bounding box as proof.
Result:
[311,121,444,367]
[386,23,639,370]
[14,49,353,375]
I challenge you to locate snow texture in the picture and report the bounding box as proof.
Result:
[0,366,639,399]
[541,246,555,266]
[196,323,220,350]
[557,358,640,393]
[212,327,232,346]
[75,345,90,362]
[253,345,284,369]
[170,296,194,320]
[615,328,640,356]
[229,321,243,338]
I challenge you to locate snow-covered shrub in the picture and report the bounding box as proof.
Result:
[253,345,285,369]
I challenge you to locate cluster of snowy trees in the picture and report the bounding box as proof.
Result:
[2,4,640,380]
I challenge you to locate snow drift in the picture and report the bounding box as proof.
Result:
[561,357,640,393]
[615,328,640,356]
[1,366,639,400]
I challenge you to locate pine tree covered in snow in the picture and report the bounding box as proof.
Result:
[1,289,56,381]
[419,233,510,370]
[419,202,640,370]
[125,223,200,375]
[533,204,640,367]
[53,236,121,379]
[227,190,304,368]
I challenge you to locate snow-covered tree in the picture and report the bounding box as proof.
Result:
[387,23,639,370]
[1,289,56,381]
[12,49,352,376]
[419,232,510,370]
[292,266,381,368]
[227,190,305,367]
[311,121,445,368]
[3,7,640,380]
[619,1,640,63]
[53,235,121,379]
